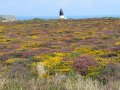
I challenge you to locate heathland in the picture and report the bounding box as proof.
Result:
[0,18,120,90]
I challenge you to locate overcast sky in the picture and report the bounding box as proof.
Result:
[0,0,120,17]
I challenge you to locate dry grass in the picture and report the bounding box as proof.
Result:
[0,74,120,90]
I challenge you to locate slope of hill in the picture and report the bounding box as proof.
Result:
[0,19,120,90]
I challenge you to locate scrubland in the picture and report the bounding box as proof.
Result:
[0,18,120,90]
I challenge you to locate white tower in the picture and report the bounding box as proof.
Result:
[59,9,66,19]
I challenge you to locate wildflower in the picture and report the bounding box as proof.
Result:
[5,59,15,64]
[115,41,120,45]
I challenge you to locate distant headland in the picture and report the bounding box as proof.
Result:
[0,15,16,22]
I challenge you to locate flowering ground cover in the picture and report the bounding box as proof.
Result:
[0,18,120,90]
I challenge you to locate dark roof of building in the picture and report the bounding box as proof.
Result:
[59,9,64,16]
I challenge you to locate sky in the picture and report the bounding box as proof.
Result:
[0,0,120,17]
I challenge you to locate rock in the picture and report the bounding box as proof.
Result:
[36,63,46,77]
[0,15,16,22]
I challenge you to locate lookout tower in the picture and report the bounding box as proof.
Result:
[59,9,66,19]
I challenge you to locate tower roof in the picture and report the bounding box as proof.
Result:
[59,9,64,16]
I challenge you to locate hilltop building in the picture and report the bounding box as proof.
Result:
[59,9,66,19]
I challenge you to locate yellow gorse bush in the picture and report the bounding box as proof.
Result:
[70,46,110,57]
[32,52,73,78]
[95,57,116,67]
[0,39,7,44]
[115,41,120,45]
[20,41,41,49]
[75,46,92,54]
[54,52,67,57]
[43,53,72,70]
[27,35,38,39]
[43,56,62,68]
[88,50,110,55]
[4,59,15,64]
[0,26,4,32]
[3,58,26,65]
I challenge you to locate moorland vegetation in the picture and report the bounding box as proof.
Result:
[0,18,120,90]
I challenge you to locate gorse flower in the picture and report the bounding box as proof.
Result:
[43,56,62,68]
[20,41,42,49]
[4,59,15,64]
[32,52,73,77]
[0,26,3,32]
[115,41,120,46]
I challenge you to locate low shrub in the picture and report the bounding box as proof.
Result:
[31,52,73,78]
[100,52,118,58]
[100,63,120,83]
[65,37,81,43]
[73,55,98,76]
